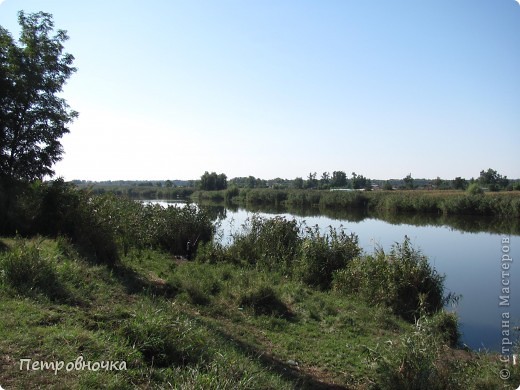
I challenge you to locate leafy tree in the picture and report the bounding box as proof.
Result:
[199,171,227,191]
[351,172,371,190]
[247,175,257,189]
[478,168,509,191]
[0,11,78,181]
[330,171,347,188]
[306,172,318,189]
[293,177,304,189]
[452,177,467,190]
[403,173,414,189]
[319,172,330,189]
[432,177,443,189]
[383,181,393,191]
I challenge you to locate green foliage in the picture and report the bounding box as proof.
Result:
[452,176,467,190]
[0,11,77,181]
[152,204,214,255]
[429,310,460,347]
[478,168,509,190]
[366,313,466,390]
[351,172,371,190]
[2,179,119,264]
[203,214,361,290]
[225,185,239,202]
[227,215,301,273]
[330,171,348,188]
[297,225,360,290]
[0,236,511,389]
[195,240,228,264]
[1,179,214,263]
[383,181,393,190]
[0,238,67,301]
[403,173,415,189]
[199,171,227,191]
[293,176,304,189]
[333,238,448,321]
[466,182,484,195]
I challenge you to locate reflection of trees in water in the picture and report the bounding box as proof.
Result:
[372,211,520,235]
[199,204,227,221]
[199,202,520,236]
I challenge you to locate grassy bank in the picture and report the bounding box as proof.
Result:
[1,236,518,389]
[1,181,518,388]
[193,188,520,218]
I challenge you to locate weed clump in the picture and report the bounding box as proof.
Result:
[239,284,290,317]
[365,312,474,390]
[122,301,209,367]
[333,237,451,321]
[0,239,68,301]
[297,225,360,290]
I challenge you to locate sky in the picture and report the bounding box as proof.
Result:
[1,1,519,181]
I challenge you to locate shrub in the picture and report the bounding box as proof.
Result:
[466,183,483,196]
[297,225,360,290]
[227,215,301,273]
[0,239,68,301]
[195,240,228,264]
[153,203,214,256]
[225,186,240,203]
[429,311,460,348]
[366,312,468,389]
[334,237,449,321]
[0,179,214,262]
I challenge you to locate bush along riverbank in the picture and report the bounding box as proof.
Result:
[193,188,520,218]
[0,180,519,388]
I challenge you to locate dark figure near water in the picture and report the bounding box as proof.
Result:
[186,240,192,260]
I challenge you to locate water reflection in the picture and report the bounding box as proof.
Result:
[198,200,520,236]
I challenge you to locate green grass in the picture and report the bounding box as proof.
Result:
[1,237,519,389]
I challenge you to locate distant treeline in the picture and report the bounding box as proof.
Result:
[193,188,520,218]
[71,168,519,200]
[204,168,519,192]
[73,183,196,200]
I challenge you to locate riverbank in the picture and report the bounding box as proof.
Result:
[193,188,520,218]
[1,236,517,389]
[1,181,518,388]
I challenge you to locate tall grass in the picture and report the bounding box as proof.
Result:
[333,237,454,321]
[202,187,520,217]
[226,215,301,273]
[1,179,214,264]
[201,215,361,291]
[297,225,361,290]
[122,299,209,367]
[0,238,69,301]
[365,312,465,389]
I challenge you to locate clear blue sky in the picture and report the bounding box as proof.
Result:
[1,0,519,181]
